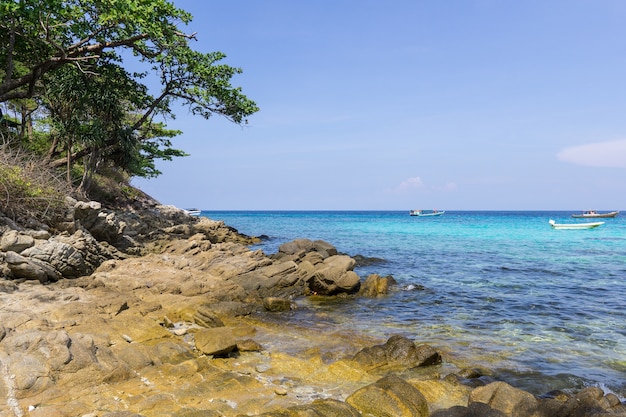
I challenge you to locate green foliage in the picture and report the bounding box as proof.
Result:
[0,0,258,197]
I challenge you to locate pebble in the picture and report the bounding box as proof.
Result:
[173,328,187,336]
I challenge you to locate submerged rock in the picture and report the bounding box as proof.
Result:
[352,335,442,371]
[358,273,397,297]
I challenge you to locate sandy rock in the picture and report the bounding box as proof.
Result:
[267,398,362,417]
[0,329,72,393]
[192,217,260,245]
[346,374,429,417]
[469,381,538,417]
[109,311,173,344]
[358,273,396,297]
[409,378,473,413]
[192,304,225,328]
[237,339,263,352]
[262,297,293,312]
[194,327,237,357]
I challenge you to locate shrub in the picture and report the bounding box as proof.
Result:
[0,147,71,225]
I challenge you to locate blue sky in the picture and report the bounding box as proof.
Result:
[132,0,626,210]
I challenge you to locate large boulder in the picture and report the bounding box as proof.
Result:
[0,230,35,253]
[469,381,538,417]
[358,273,397,297]
[194,327,237,357]
[346,374,429,417]
[352,335,442,371]
[4,251,61,282]
[73,201,126,244]
[52,229,119,272]
[20,240,87,278]
[305,255,360,295]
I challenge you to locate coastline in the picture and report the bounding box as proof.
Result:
[0,202,624,416]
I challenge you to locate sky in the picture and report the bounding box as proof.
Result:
[132,0,626,211]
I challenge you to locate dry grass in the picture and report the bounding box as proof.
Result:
[0,145,72,226]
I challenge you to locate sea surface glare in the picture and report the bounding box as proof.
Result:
[203,210,626,397]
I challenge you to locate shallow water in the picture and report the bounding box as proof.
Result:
[204,210,626,397]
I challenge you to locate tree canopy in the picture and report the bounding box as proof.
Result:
[0,0,258,196]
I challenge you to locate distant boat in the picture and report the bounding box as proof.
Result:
[549,219,604,230]
[410,209,444,217]
[571,210,619,219]
[184,208,201,216]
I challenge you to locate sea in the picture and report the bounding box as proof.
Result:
[201,210,626,398]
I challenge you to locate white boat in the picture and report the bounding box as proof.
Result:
[571,210,619,219]
[184,208,201,216]
[410,209,445,217]
[549,219,604,230]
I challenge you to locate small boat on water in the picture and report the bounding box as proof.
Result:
[549,219,604,230]
[184,208,201,216]
[410,209,445,217]
[571,210,619,218]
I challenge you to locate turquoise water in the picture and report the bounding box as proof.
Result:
[203,211,626,396]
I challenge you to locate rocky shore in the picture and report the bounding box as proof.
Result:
[0,199,624,417]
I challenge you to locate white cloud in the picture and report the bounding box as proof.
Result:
[388,177,459,194]
[430,181,458,191]
[557,139,626,168]
[393,177,424,192]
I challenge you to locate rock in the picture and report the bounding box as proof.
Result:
[237,339,263,352]
[74,201,126,243]
[352,254,386,267]
[540,386,626,417]
[346,374,429,417]
[262,297,293,312]
[306,255,360,295]
[358,273,396,297]
[352,335,442,371]
[21,240,87,278]
[409,378,473,412]
[192,217,260,245]
[267,398,362,416]
[0,329,72,393]
[192,305,225,328]
[278,238,337,258]
[4,251,61,282]
[431,402,508,417]
[469,381,538,417]
[194,327,237,357]
[0,230,35,252]
[53,229,118,272]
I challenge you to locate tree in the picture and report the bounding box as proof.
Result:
[0,0,258,191]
